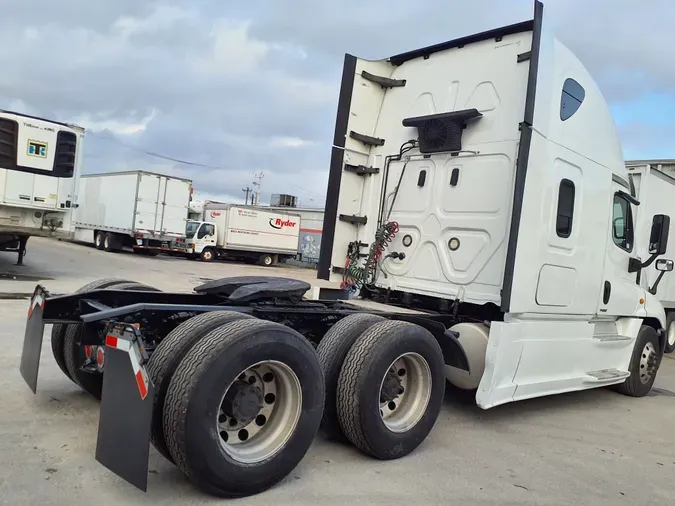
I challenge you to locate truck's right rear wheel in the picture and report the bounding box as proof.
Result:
[147,310,253,463]
[162,319,324,498]
[336,320,445,460]
[316,313,385,441]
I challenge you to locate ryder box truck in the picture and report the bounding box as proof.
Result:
[19,1,675,499]
[179,204,301,265]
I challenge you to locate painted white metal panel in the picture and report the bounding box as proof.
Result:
[74,173,138,232]
[161,178,191,236]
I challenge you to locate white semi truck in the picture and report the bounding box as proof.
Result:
[178,204,300,265]
[0,110,84,265]
[18,1,675,499]
[72,170,192,255]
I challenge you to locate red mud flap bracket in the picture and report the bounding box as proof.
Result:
[19,285,48,393]
[95,323,155,493]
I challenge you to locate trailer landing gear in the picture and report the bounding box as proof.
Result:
[15,235,28,266]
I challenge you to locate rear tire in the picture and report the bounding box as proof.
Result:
[259,254,274,267]
[103,232,116,252]
[316,313,384,441]
[665,313,675,354]
[62,282,159,399]
[148,311,253,463]
[614,325,660,397]
[163,319,324,498]
[94,231,104,250]
[336,320,445,460]
[51,278,132,381]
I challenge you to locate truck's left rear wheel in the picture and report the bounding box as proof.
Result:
[162,319,324,498]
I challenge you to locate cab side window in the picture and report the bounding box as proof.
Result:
[197,224,215,239]
[612,194,634,252]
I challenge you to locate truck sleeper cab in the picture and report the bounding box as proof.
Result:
[16,1,674,500]
[320,0,672,407]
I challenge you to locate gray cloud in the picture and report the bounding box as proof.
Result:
[1,0,674,205]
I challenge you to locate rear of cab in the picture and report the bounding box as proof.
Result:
[320,1,668,408]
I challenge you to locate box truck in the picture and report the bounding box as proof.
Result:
[627,161,675,353]
[19,1,675,500]
[72,170,192,255]
[0,110,84,265]
[178,204,301,265]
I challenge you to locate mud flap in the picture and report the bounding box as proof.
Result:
[19,285,47,393]
[95,323,154,492]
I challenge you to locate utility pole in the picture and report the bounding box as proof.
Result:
[251,171,264,206]
[242,186,252,205]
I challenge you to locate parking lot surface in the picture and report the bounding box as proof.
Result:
[1,238,675,505]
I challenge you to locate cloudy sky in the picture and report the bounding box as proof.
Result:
[1,0,672,206]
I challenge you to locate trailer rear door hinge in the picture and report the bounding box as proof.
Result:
[517,51,532,63]
[361,71,407,89]
[339,214,367,225]
[344,163,379,176]
[350,131,385,147]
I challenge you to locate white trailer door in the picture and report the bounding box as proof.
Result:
[134,173,161,234]
[159,178,190,236]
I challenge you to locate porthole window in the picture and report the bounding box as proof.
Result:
[560,78,585,121]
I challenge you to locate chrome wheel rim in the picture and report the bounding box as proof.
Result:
[104,236,110,249]
[668,322,675,347]
[95,234,102,247]
[264,256,272,265]
[639,342,658,384]
[379,352,432,433]
[217,361,302,463]
[203,251,212,260]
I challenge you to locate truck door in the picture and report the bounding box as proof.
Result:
[599,182,642,317]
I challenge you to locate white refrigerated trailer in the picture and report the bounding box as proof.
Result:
[0,110,84,264]
[180,204,301,265]
[627,160,675,353]
[73,170,192,255]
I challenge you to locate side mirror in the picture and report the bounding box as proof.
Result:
[656,259,674,272]
[649,214,670,255]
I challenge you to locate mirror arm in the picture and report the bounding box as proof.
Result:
[629,252,659,273]
[649,270,666,295]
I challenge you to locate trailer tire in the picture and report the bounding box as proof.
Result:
[50,278,132,381]
[103,232,117,252]
[148,311,253,463]
[94,231,104,250]
[665,313,675,354]
[614,325,661,397]
[336,320,445,460]
[200,248,215,262]
[258,253,274,267]
[163,319,324,498]
[62,282,159,399]
[317,313,385,441]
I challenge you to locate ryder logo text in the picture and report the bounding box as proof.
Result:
[269,218,297,230]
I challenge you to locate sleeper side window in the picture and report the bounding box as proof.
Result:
[556,179,575,238]
[560,78,585,121]
[612,194,634,252]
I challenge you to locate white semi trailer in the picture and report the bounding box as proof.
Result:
[627,160,675,353]
[72,171,192,255]
[19,1,675,500]
[0,110,84,265]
